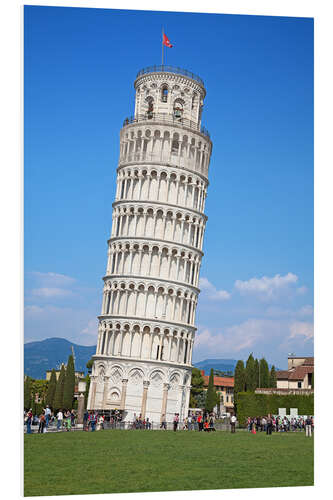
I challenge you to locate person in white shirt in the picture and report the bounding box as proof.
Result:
[230,414,237,433]
[56,410,63,431]
[44,405,51,428]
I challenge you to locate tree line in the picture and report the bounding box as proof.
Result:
[234,353,277,394]
[24,354,79,413]
[189,354,277,414]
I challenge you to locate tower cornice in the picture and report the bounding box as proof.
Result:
[107,236,204,256]
[112,199,208,221]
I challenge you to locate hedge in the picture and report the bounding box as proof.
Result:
[236,392,314,426]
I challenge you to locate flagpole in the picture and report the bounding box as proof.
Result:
[162,27,164,66]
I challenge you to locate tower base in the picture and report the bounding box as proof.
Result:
[87,355,192,423]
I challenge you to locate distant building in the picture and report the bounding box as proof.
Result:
[277,356,314,390]
[255,356,314,396]
[200,370,234,415]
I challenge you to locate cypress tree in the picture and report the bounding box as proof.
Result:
[259,358,270,388]
[24,376,32,410]
[234,360,246,394]
[190,367,205,407]
[245,353,256,392]
[63,355,75,410]
[205,368,217,412]
[53,364,66,410]
[270,365,277,388]
[45,369,57,408]
[254,358,260,388]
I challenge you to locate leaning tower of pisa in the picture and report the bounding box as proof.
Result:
[87,65,212,423]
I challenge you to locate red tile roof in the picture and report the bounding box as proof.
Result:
[202,374,234,388]
[277,365,313,381]
[276,370,290,379]
[288,366,313,380]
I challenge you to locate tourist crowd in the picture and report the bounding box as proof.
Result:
[246,415,314,435]
[24,406,78,433]
[25,407,313,437]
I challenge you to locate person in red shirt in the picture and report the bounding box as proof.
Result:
[197,413,203,431]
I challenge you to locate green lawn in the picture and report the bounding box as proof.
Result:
[24,430,314,496]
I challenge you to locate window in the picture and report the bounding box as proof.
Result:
[297,381,302,388]
[173,99,184,120]
[146,96,154,119]
[161,86,168,102]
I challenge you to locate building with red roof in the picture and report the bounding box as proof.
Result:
[276,356,314,391]
[200,370,235,415]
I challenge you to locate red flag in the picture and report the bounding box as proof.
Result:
[163,33,173,48]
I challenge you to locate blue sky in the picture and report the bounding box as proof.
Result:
[24,6,313,369]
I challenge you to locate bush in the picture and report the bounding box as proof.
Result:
[236,392,314,426]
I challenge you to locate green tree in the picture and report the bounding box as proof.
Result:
[234,360,246,394]
[45,369,57,408]
[63,355,75,410]
[259,358,270,388]
[190,367,205,407]
[205,368,218,412]
[254,358,260,388]
[24,376,32,410]
[53,364,66,410]
[270,365,277,388]
[86,358,93,373]
[245,353,256,392]
[196,390,206,409]
[30,378,48,403]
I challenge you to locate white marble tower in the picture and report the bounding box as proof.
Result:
[87,65,212,423]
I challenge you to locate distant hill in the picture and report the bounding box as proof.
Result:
[193,358,238,375]
[24,338,96,379]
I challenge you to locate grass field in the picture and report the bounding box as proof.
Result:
[24,430,314,496]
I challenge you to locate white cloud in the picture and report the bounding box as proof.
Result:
[24,305,44,316]
[199,277,231,301]
[298,305,313,316]
[31,287,73,298]
[234,272,298,298]
[81,318,98,336]
[24,304,98,345]
[289,321,314,340]
[28,271,76,287]
[194,319,276,357]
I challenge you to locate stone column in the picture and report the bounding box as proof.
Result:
[77,393,85,425]
[140,381,150,418]
[120,378,128,411]
[102,376,110,408]
[167,334,173,361]
[160,383,170,422]
[88,376,97,410]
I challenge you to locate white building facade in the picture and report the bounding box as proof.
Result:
[87,65,212,423]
